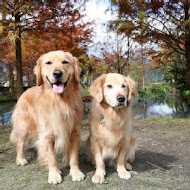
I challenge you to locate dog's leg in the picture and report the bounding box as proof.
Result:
[125,162,133,171]
[125,137,136,171]
[117,145,131,180]
[16,140,28,166]
[69,130,85,181]
[38,135,62,184]
[91,139,106,184]
[86,136,93,163]
[10,127,28,166]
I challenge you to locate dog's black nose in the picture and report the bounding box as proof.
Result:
[117,95,125,103]
[53,70,63,79]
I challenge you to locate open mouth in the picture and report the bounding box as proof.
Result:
[46,76,69,94]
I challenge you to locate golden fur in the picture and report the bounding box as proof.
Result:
[86,73,137,183]
[10,50,85,184]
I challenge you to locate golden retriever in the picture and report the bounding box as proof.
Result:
[86,73,136,183]
[10,50,85,184]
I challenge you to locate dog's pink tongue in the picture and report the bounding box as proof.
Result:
[53,84,64,94]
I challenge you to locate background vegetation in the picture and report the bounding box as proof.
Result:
[0,0,190,104]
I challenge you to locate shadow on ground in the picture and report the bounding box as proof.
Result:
[134,149,178,172]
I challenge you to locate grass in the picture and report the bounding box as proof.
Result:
[0,118,190,190]
[0,95,16,102]
[0,125,12,148]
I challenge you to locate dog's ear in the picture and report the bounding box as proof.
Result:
[34,56,43,86]
[125,77,136,103]
[90,74,106,103]
[73,57,81,83]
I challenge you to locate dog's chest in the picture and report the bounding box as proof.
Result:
[38,100,76,153]
[97,111,131,149]
[54,113,75,154]
[55,103,75,129]
[98,123,124,147]
[98,125,124,160]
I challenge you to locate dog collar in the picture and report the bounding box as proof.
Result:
[100,114,104,123]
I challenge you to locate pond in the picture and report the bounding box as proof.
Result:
[1,98,190,125]
[0,102,15,126]
[132,99,190,119]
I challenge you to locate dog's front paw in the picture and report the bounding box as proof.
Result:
[92,174,105,184]
[70,169,85,181]
[118,169,131,180]
[92,171,106,184]
[48,169,62,184]
[16,158,28,166]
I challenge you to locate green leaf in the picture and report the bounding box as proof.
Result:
[7,32,16,42]
[0,26,5,34]
[139,10,146,21]
[0,5,10,13]
[184,19,190,26]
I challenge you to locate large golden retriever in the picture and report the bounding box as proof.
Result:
[86,73,137,183]
[10,50,85,184]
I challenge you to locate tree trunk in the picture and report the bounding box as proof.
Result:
[185,48,190,101]
[15,12,24,99]
[7,64,15,96]
[142,73,145,90]
[141,44,145,90]
[184,2,190,102]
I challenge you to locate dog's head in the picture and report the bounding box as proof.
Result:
[90,73,136,107]
[34,50,81,94]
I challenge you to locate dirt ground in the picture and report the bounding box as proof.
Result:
[0,118,190,190]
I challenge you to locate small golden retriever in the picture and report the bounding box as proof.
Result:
[86,73,136,183]
[10,50,85,184]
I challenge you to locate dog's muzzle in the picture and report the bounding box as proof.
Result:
[46,75,69,94]
[115,95,126,107]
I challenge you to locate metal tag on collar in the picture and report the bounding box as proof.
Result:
[100,114,104,123]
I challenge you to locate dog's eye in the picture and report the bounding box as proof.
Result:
[62,60,69,64]
[122,83,126,88]
[46,61,52,65]
[107,84,113,88]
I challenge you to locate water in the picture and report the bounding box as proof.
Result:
[0,98,190,125]
[132,100,190,119]
[0,102,15,125]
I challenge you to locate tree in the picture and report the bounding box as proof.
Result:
[127,43,153,91]
[151,46,189,100]
[0,0,90,98]
[0,37,16,95]
[109,0,190,100]
[97,32,132,74]
[20,9,93,86]
[78,54,103,87]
